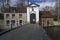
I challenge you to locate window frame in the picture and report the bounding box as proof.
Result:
[19,20,22,24]
[12,14,15,19]
[19,14,22,18]
[11,20,15,24]
[6,14,9,19]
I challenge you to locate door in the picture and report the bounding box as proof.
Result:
[30,14,36,24]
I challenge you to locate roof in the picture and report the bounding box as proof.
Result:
[39,11,54,18]
[4,7,27,13]
[27,3,40,7]
[4,3,39,13]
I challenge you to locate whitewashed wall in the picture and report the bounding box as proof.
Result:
[27,7,39,23]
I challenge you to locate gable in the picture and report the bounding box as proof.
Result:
[27,3,40,7]
[30,4,38,6]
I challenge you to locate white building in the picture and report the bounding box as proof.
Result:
[27,3,40,23]
[4,3,54,29]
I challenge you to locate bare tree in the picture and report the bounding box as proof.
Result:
[56,0,60,21]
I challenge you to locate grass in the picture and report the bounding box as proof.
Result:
[43,26,60,40]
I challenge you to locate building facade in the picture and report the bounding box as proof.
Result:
[4,13,27,29]
[27,3,39,23]
[39,11,54,26]
[4,3,54,29]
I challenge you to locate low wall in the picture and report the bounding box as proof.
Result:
[54,21,60,26]
[0,20,4,29]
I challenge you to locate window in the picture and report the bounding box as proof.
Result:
[6,14,9,19]
[47,20,49,26]
[11,20,15,25]
[32,7,34,11]
[12,14,15,19]
[19,14,22,18]
[6,20,10,26]
[19,20,22,24]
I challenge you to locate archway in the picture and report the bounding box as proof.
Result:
[30,13,36,24]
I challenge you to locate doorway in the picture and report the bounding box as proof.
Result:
[30,14,36,24]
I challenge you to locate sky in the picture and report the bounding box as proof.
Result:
[28,0,56,2]
[9,0,56,3]
[0,0,56,9]
[9,0,56,8]
[0,0,56,4]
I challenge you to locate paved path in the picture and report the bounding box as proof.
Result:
[0,24,51,40]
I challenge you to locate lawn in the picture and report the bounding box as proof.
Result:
[43,26,60,40]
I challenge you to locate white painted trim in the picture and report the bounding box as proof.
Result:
[27,5,39,23]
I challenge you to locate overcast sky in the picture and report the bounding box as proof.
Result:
[0,0,56,8]
[9,0,56,3]
[9,0,56,7]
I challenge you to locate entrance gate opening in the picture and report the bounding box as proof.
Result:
[30,14,36,24]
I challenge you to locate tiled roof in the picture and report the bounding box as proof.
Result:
[39,11,54,18]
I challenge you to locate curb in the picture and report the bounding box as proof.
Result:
[0,26,21,36]
[0,24,28,36]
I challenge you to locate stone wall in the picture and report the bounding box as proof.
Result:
[0,20,4,29]
[4,13,27,29]
[40,18,54,27]
[54,21,60,26]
